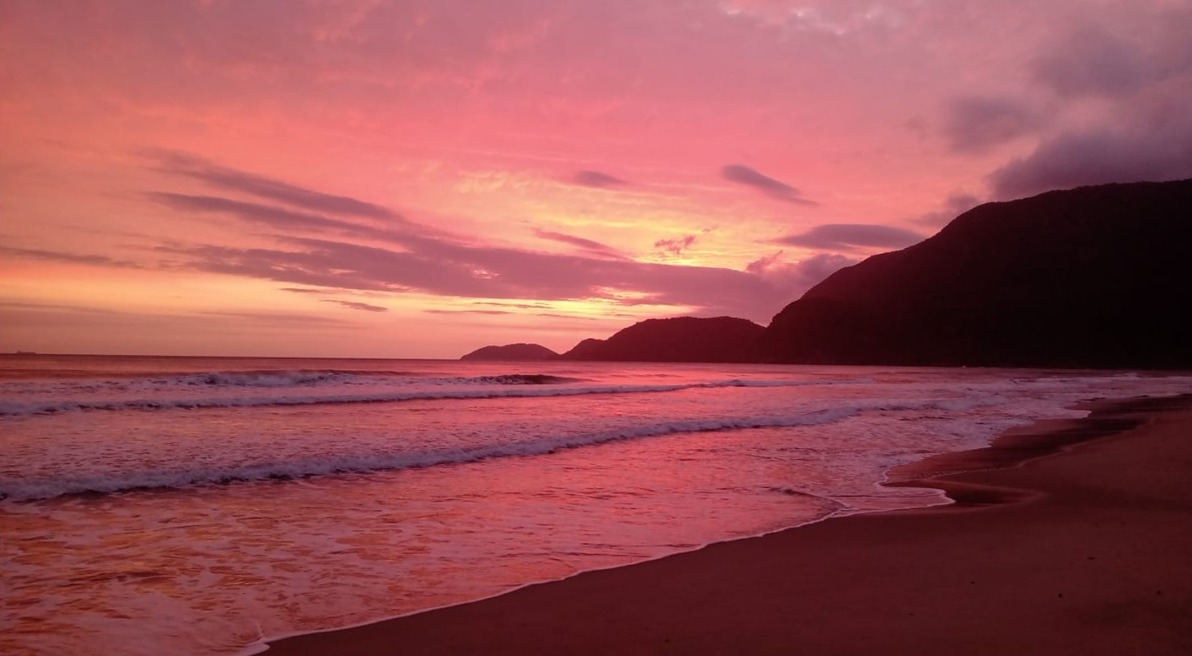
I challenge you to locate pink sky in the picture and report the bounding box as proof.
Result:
[2,0,1191,358]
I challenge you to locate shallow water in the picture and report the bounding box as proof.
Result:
[2,356,1189,655]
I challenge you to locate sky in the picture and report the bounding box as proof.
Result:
[2,0,1191,359]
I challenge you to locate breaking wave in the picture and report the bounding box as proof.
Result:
[0,407,859,501]
[0,376,809,417]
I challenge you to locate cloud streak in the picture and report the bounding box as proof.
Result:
[533,229,627,259]
[146,150,403,221]
[148,193,368,234]
[158,233,798,322]
[323,299,388,313]
[775,224,923,251]
[721,165,817,205]
[571,170,629,189]
[654,234,698,257]
[0,246,145,269]
[140,160,799,318]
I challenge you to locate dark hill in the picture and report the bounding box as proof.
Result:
[460,343,559,361]
[755,179,1192,368]
[562,316,765,362]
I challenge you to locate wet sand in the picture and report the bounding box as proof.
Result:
[265,395,1192,655]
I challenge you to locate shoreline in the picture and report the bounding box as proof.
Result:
[264,394,1192,655]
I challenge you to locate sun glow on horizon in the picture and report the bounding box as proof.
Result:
[3,1,1190,357]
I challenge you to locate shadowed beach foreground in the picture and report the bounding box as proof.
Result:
[266,395,1192,656]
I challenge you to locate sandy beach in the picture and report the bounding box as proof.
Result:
[265,394,1192,656]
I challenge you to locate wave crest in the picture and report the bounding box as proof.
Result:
[0,408,857,502]
[0,377,804,417]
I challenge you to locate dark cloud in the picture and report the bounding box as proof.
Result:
[988,10,1192,199]
[988,121,1192,200]
[1032,27,1154,99]
[655,227,714,257]
[323,299,388,313]
[775,224,923,251]
[788,253,855,285]
[744,251,785,276]
[721,164,817,205]
[533,229,626,259]
[655,235,696,255]
[745,251,856,301]
[155,242,404,292]
[142,161,813,321]
[943,96,1042,155]
[147,192,427,247]
[159,233,800,322]
[915,192,983,228]
[149,193,364,233]
[572,170,629,188]
[146,149,402,221]
[654,234,697,256]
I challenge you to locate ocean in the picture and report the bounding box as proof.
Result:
[2,354,1189,655]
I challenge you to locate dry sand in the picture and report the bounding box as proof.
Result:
[265,395,1192,655]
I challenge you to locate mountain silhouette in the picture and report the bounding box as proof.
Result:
[460,343,560,361]
[755,179,1192,368]
[561,317,765,362]
[460,179,1191,368]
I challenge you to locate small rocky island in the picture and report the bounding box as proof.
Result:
[459,343,560,361]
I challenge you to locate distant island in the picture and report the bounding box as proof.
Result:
[460,343,560,361]
[463,179,1192,369]
[561,316,764,362]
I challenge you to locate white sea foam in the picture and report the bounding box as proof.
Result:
[0,406,860,501]
[0,376,819,417]
[5,357,1191,656]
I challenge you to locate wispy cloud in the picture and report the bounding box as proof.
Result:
[472,301,554,310]
[654,234,698,257]
[745,251,856,297]
[775,224,923,251]
[158,233,800,321]
[323,299,388,312]
[0,246,145,269]
[423,308,514,316]
[571,170,630,189]
[134,158,840,321]
[721,165,817,205]
[146,150,403,221]
[148,192,367,234]
[533,229,627,259]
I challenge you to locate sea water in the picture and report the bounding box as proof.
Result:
[2,355,1189,655]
